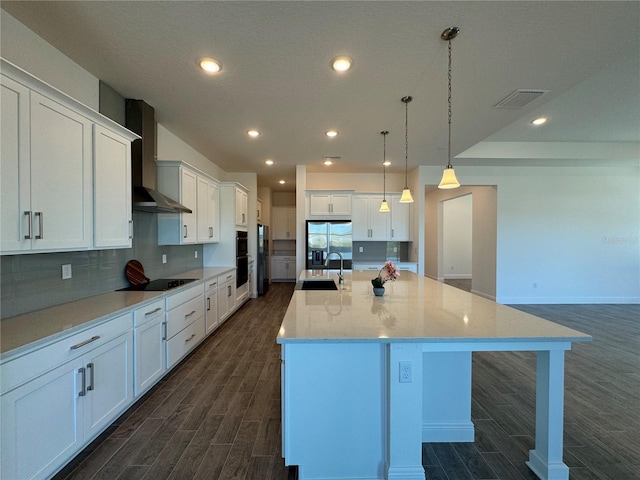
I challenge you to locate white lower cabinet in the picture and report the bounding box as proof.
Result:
[165,284,205,369]
[205,278,220,334]
[133,299,166,397]
[218,272,236,323]
[1,313,133,480]
[272,256,296,281]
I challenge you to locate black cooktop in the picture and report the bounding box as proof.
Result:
[117,278,197,292]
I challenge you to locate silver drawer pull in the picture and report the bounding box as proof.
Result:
[86,362,95,391]
[145,307,162,316]
[185,310,197,317]
[78,367,86,397]
[70,335,100,350]
[24,211,32,239]
[162,321,167,341]
[35,211,43,239]
[185,333,196,342]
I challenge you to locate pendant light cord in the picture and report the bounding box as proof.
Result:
[382,131,387,200]
[447,37,453,169]
[404,97,409,188]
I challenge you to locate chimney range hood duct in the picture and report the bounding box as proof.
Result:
[125,99,192,214]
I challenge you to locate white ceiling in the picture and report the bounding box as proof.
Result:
[3,1,639,190]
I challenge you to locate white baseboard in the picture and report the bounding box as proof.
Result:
[422,422,475,442]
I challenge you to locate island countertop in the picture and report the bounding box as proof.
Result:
[277,270,591,344]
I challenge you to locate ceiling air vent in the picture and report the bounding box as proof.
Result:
[495,89,549,108]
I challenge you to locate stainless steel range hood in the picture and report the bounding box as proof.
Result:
[125,99,192,214]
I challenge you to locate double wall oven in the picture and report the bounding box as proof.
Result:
[236,231,248,288]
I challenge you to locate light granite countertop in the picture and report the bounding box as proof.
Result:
[1,266,235,359]
[277,270,591,344]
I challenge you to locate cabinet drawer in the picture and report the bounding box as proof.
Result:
[166,315,205,369]
[205,278,218,294]
[133,299,164,327]
[166,283,204,310]
[166,295,204,339]
[1,312,132,393]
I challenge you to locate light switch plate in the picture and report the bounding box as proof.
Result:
[62,264,72,279]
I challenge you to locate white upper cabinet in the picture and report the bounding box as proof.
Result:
[272,207,296,239]
[352,195,389,241]
[156,162,197,245]
[389,194,411,241]
[196,176,219,243]
[235,187,248,227]
[308,191,352,218]
[0,61,138,255]
[93,125,132,248]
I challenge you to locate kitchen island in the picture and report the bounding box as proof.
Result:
[277,270,591,480]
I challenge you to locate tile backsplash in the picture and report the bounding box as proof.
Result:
[1,212,203,319]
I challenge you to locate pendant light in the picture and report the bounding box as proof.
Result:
[399,96,414,203]
[379,131,390,213]
[438,27,461,189]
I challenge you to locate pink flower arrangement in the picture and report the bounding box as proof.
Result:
[371,261,399,288]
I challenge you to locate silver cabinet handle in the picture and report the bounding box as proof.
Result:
[183,224,188,239]
[129,220,134,240]
[226,274,233,280]
[227,285,231,297]
[145,307,162,316]
[162,321,167,341]
[391,228,395,238]
[24,211,32,239]
[78,367,86,397]
[207,297,211,311]
[185,333,196,343]
[209,226,213,238]
[86,362,95,391]
[70,335,100,350]
[185,310,196,318]
[35,211,43,239]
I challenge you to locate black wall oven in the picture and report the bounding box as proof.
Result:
[236,231,248,288]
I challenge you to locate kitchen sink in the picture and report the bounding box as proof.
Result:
[299,280,338,290]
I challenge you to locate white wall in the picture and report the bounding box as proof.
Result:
[307,172,407,193]
[1,11,98,109]
[442,195,472,279]
[420,164,639,304]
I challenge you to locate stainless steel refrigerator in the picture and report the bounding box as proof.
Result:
[257,224,269,295]
[306,220,352,269]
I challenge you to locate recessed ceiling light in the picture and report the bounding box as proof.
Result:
[531,117,548,126]
[323,159,333,166]
[247,129,260,137]
[199,57,222,73]
[264,159,274,165]
[383,160,391,167]
[331,56,352,72]
[279,180,286,184]
[325,130,338,138]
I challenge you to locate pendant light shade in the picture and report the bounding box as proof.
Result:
[379,131,391,212]
[400,96,414,203]
[438,26,461,190]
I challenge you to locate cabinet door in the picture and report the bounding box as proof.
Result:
[271,260,287,280]
[352,196,370,240]
[134,317,166,396]
[82,332,133,439]
[390,194,410,241]
[309,193,331,216]
[30,92,93,251]
[0,75,31,253]
[205,281,219,334]
[235,188,248,226]
[197,177,218,243]
[93,125,132,248]
[1,358,82,480]
[330,194,351,216]
[286,261,297,280]
[273,207,295,239]
[180,169,197,243]
[368,195,389,240]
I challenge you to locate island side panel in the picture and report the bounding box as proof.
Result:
[422,351,474,442]
[281,342,387,480]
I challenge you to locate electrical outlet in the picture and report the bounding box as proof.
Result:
[61,264,72,280]
[195,250,198,259]
[162,254,167,264]
[359,246,364,253]
[399,361,412,383]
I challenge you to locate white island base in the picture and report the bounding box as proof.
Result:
[278,271,590,480]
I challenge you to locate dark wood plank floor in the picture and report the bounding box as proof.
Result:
[54,282,640,480]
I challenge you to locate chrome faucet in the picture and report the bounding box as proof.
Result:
[324,251,344,284]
